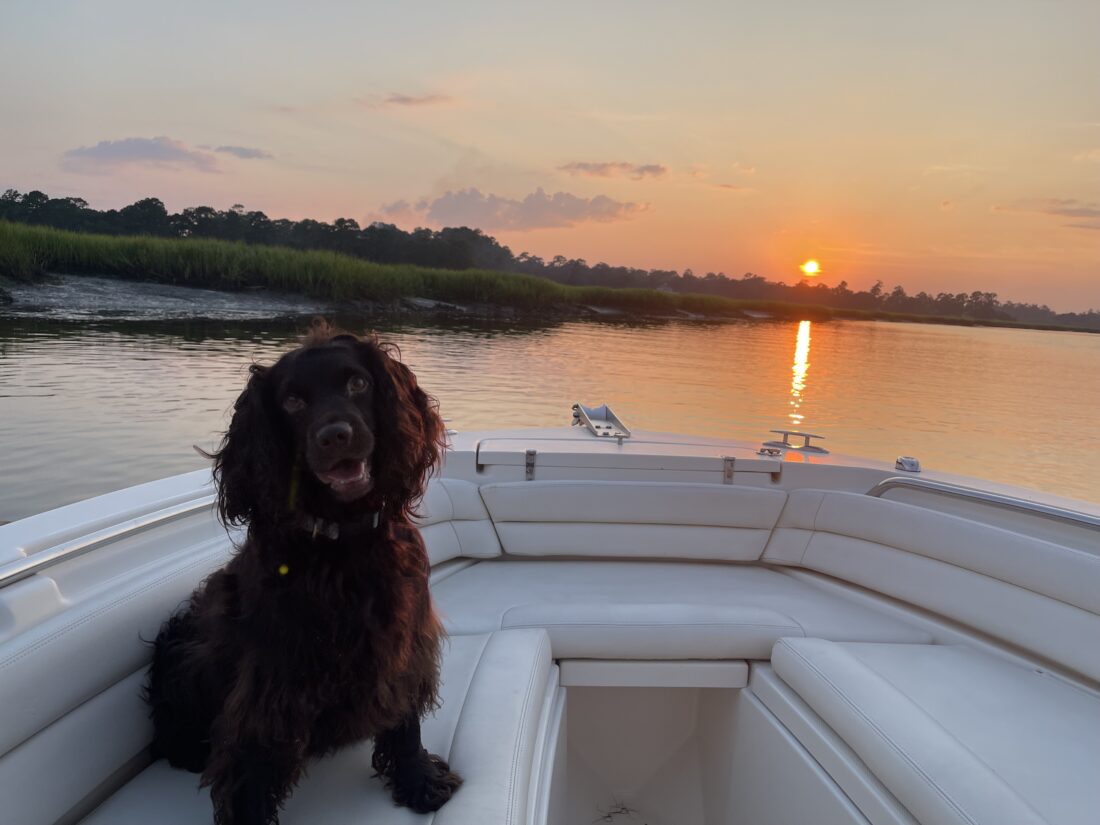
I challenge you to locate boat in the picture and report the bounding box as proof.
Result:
[2,409,1098,825]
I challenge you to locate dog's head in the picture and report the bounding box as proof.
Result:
[211,325,444,529]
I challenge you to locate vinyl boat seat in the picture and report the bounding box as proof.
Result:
[760,638,1100,825]
[433,559,932,659]
[431,481,932,660]
[80,629,556,825]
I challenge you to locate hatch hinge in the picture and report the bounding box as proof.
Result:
[525,449,537,481]
[723,454,783,483]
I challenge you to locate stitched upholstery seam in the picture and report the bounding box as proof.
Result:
[442,634,491,762]
[476,488,508,556]
[777,641,979,825]
[437,480,458,522]
[506,632,550,825]
[802,494,828,564]
[505,621,801,631]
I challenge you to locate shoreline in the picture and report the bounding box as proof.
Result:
[5,272,1097,335]
[1,222,1096,334]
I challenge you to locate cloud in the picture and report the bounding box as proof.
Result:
[383,93,451,107]
[992,197,1100,230]
[62,136,219,173]
[380,187,645,230]
[380,199,413,216]
[375,198,431,224]
[712,183,754,193]
[688,162,753,182]
[1073,148,1100,163]
[994,198,1100,219]
[213,145,272,160]
[558,161,667,180]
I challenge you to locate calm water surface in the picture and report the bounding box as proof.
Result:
[2,304,1098,521]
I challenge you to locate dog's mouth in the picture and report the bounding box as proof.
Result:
[315,458,373,501]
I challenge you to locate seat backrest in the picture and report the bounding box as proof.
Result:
[765,490,1100,682]
[480,481,788,562]
[0,474,502,824]
[415,478,502,566]
[0,495,230,825]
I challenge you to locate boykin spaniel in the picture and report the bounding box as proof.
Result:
[145,324,460,825]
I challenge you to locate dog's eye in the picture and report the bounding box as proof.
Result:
[347,375,369,395]
[282,395,306,413]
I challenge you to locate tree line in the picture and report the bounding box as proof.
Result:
[2,188,1096,330]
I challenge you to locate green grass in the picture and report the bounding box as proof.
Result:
[0,221,1094,333]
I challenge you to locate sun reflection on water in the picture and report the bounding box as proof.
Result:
[789,320,811,426]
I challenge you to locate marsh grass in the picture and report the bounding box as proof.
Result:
[0,221,1091,332]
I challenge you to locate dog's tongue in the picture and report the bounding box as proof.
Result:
[317,460,368,486]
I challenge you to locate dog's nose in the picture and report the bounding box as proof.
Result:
[315,421,353,450]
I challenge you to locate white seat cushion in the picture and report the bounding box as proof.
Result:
[81,629,554,825]
[433,559,930,659]
[771,638,1100,825]
[480,481,788,561]
[765,490,1100,683]
[414,478,502,566]
[502,602,802,659]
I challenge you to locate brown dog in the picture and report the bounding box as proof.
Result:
[145,325,460,824]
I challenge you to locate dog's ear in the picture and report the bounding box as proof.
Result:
[357,337,445,516]
[211,363,291,528]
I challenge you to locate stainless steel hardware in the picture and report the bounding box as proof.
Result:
[867,477,1100,530]
[0,495,217,589]
[762,429,828,454]
[572,403,630,444]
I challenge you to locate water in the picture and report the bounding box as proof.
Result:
[1,279,1098,521]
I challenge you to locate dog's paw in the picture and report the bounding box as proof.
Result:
[389,751,463,813]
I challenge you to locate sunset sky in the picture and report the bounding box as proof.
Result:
[2,0,1098,309]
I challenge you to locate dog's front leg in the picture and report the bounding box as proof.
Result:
[203,664,308,825]
[206,739,302,825]
[372,715,462,813]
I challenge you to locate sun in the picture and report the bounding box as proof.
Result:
[799,260,821,276]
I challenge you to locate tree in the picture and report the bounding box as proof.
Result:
[2,185,1096,328]
[120,198,170,236]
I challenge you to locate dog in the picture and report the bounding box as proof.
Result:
[145,324,460,825]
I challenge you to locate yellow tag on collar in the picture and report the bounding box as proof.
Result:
[277,564,289,576]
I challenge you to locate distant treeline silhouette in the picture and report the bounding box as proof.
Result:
[2,188,1096,330]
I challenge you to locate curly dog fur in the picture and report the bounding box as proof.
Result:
[144,324,460,824]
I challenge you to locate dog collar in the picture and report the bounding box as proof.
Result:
[298,511,381,541]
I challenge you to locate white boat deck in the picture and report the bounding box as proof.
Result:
[1,427,1098,825]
